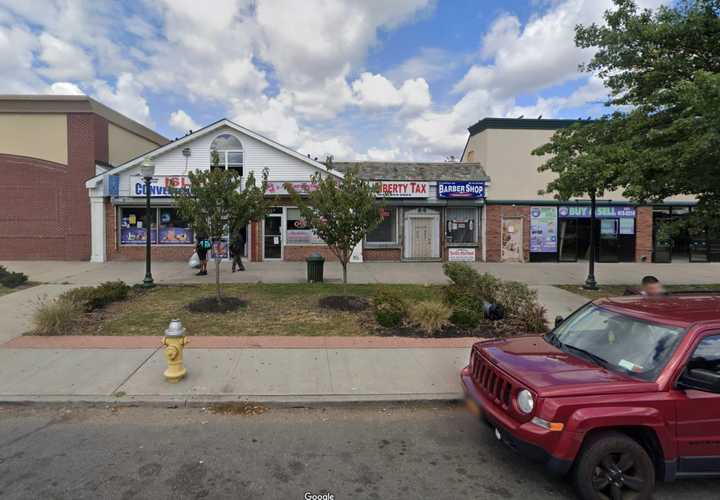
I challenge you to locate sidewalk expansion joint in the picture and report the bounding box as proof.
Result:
[109,346,160,396]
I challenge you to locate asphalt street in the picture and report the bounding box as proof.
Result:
[0,404,717,500]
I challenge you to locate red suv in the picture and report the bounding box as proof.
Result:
[461,294,720,500]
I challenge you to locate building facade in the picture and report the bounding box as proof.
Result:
[0,95,167,260]
[86,120,490,264]
[462,117,701,264]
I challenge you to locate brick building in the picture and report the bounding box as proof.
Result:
[461,118,701,264]
[0,96,167,260]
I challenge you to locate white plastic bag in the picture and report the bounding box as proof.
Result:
[189,252,200,268]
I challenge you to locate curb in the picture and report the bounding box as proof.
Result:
[0,393,464,408]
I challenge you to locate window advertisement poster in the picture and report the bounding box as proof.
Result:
[211,238,229,259]
[619,218,635,235]
[120,227,157,245]
[159,227,194,244]
[530,206,558,253]
[286,208,324,244]
[448,247,476,261]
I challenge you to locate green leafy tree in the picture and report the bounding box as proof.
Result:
[172,164,268,303]
[549,0,720,229]
[286,168,383,284]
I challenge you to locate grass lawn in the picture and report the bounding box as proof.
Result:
[76,283,443,337]
[556,283,720,301]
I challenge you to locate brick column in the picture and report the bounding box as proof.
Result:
[635,206,653,262]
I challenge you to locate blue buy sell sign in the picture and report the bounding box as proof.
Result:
[437,181,486,199]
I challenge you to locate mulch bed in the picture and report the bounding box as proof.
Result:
[318,295,370,312]
[186,296,248,314]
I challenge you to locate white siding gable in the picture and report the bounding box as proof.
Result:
[112,125,329,197]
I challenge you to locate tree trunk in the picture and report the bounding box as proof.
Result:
[215,257,222,304]
[342,260,348,285]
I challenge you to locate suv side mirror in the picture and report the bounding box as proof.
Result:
[678,368,720,393]
[554,316,564,329]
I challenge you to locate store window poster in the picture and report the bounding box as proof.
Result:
[530,207,558,253]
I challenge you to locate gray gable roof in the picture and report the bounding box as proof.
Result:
[331,161,489,181]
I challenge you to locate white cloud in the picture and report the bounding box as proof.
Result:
[92,73,152,126]
[362,147,401,161]
[37,32,94,80]
[169,109,200,133]
[386,47,455,84]
[48,81,84,95]
[352,72,431,112]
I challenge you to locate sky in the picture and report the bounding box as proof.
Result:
[0,0,666,161]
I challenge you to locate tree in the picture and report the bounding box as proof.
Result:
[285,168,383,284]
[172,165,268,303]
[566,0,720,227]
[533,117,627,288]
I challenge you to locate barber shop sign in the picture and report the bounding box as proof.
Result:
[437,181,486,199]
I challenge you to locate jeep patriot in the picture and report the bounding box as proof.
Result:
[461,293,720,500]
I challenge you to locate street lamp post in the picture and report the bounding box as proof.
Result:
[141,158,155,288]
[583,193,598,290]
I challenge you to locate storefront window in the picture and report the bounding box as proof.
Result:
[286,208,324,245]
[366,207,397,244]
[120,207,156,245]
[446,208,476,243]
[159,208,194,245]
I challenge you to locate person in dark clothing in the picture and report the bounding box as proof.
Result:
[195,234,211,276]
[230,230,246,272]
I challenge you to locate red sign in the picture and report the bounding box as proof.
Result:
[374,181,429,198]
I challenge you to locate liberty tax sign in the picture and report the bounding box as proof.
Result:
[374,181,429,198]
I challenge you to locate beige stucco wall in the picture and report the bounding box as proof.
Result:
[0,113,68,164]
[108,123,159,166]
[464,128,695,203]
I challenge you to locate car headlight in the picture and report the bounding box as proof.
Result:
[517,389,535,414]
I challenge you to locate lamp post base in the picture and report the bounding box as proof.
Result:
[583,275,598,290]
[143,275,155,288]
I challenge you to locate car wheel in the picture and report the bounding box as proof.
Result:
[574,431,655,500]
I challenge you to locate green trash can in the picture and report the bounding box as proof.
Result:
[306,253,325,283]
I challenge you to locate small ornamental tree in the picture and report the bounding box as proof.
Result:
[172,164,268,304]
[286,168,383,284]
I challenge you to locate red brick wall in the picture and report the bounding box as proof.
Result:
[635,206,653,263]
[363,247,401,261]
[485,204,531,262]
[0,113,105,260]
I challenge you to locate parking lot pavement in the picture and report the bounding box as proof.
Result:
[0,405,716,500]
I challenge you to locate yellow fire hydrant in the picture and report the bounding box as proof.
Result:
[162,319,188,383]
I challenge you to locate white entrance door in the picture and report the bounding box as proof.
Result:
[501,217,524,262]
[404,211,440,260]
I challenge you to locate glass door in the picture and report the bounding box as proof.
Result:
[598,218,620,262]
[558,218,578,262]
[263,208,283,260]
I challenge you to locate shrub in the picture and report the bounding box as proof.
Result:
[61,281,130,312]
[0,265,9,279]
[372,288,407,328]
[448,294,482,329]
[0,271,28,288]
[442,263,498,308]
[32,296,83,335]
[516,303,549,334]
[494,281,538,318]
[409,300,451,336]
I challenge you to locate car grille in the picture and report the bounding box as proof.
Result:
[471,349,513,410]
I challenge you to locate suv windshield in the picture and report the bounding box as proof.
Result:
[546,304,686,381]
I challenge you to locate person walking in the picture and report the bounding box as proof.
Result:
[195,234,211,276]
[230,230,246,272]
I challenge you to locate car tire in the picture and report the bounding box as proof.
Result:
[573,431,655,500]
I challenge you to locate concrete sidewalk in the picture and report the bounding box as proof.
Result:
[3,259,720,286]
[0,345,472,405]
